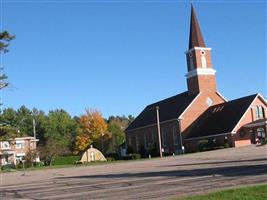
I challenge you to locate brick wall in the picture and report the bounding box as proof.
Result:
[233,96,267,132]
[126,120,183,155]
[180,92,225,134]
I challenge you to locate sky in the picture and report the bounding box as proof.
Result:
[1,0,266,118]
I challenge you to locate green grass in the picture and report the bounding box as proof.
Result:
[176,184,267,200]
[0,156,152,173]
[53,155,80,165]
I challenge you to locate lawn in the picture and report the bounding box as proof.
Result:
[176,184,267,200]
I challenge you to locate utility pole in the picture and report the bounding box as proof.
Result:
[101,132,104,153]
[33,118,36,139]
[156,106,162,158]
[177,118,184,154]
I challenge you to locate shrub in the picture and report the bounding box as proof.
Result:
[122,155,132,160]
[121,154,141,160]
[224,143,229,148]
[1,164,16,171]
[16,162,23,169]
[106,157,115,162]
[131,153,141,160]
[127,146,134,154]
[147,143,158,157]
[105,152,119,160]
[138,145,147,158]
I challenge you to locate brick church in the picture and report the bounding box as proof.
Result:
[125,6,267,154]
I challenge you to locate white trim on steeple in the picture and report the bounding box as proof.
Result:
[185,68,216,79]
[185,47,212,54]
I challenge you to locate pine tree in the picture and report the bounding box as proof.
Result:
[0,31,14,90]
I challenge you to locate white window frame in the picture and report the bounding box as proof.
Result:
[16,140,25,149]
[1,141,11,150]
[201,55,207,68]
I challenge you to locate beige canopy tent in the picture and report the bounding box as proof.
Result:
[80,146,107,163]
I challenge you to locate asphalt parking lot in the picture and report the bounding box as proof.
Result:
[1,145,266,200]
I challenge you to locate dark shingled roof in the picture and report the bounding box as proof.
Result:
[186,94,258,139]
[125,92,197,132]
[189,5,206,49]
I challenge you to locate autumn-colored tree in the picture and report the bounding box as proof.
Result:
[75,109,109,154]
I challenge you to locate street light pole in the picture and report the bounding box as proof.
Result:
[101,132,104,153]
[156,106,162,158]
[177,118,184,154]
[33,118,36,139]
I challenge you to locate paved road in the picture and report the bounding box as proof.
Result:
[1,145,267,199]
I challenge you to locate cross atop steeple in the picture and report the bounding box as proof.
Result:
[189,5,206,49]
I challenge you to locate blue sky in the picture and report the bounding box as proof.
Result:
[1,0,266,118]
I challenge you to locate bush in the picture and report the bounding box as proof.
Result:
[121,153,141,160]
[131,153,141,160]
[53,155,80,165]
[16,162,23,169]
[224,143,229,148]
[138,145,147,158]
[1,164,16,171]
[106,157,115,162]
[127,146,134,154]
[105,152,119,160]
[122,155,132,160]
[198,139,219,152]
[147,143,158,157]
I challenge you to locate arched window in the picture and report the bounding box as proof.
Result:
[136,135,139,151]
[172,126,178,145]
[128,136,132,146]
[201,55,207,68]
[151,130,156,144]
[162,128,167,147]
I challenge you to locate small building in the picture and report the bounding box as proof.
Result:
[80,146,107,163]
[0,136,39,166]
[125,5,266,154]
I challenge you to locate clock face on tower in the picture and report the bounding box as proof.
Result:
[206,97,213,106]
[189,52,193,57]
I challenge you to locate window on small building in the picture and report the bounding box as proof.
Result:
[16,141,25,149]
[1,141,10,149]
[172,126,178,145]
[255,106,265,119]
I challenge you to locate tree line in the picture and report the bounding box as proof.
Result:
[0,105,134,164]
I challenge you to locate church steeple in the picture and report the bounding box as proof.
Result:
[185,5,217,96]
[189,5,206,49]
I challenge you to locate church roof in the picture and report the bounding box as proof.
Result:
[125,92,197,132]
[189,5,206,49]
[186,94,258,139]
